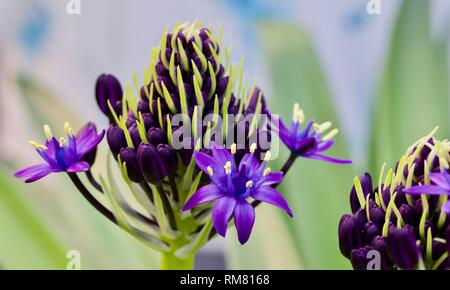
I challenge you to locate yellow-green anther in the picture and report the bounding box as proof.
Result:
[419,205,428,240]
[194,137,202,151]
[405,163,416,206]
[366,194,371,222]
[426,228,433,269]
[192,106,199,141]
[249,91,262,137]
[390,172,397,196]
[171,23,182,50]
[207,166,213,177]
[263,167,271,177]
[204,121,211,147]
[169,50,177,85]
[383,168,393,191]
[29,140,47,150]
[192,42,207,72]
[375,192,381,207]
[136,120,148,144]
[161,82,176,114]
[64,121,73,136]
[264,151,272,162]
[432,252,449,270]
[160,27,170,69]
[166,115,172,146]
[437,195,448,229]
[177,38,190,71]
[120,118,134,148]
[207,61,216,99]
[212,95,219,127]
[151,48,163,96]
[191,60,203,87]
[193,75,204,108]
[382,193,397,237]
[353,176,366,209]
[148,83,154,114]
[246,180,253,188]
[107,100,121,126]
[157,97,164,129]
[323,129,339,141]
[224,161,232,175]
[59,137,66,146]
[250,143,257,154]
[177,66,189,115]
[209,43,221,74]
[43,124,53,140]
[230,143,237,154]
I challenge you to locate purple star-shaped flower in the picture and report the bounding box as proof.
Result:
[272,103,352,164]
[403,171,450,213]
[15,122,105,183]
[182,144,293,244]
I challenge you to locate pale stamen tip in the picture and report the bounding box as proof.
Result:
[249,143,257,154]
[246,180,253,188]
[207,166,214,177]
[230,143,237,154]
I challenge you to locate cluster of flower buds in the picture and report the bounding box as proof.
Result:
[92,20,275,255]
[339,128,450,270]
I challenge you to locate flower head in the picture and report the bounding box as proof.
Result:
[338,128,450,270]
[182,144,293,244]
[15,122,105,183]
[273,103,351,164]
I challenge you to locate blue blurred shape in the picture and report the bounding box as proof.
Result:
[19,4,50,55]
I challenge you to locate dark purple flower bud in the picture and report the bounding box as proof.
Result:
[432,240,448,260]
[157,144,178,176]
[128,124,142,148]
[246,87,267,115]
[147,127,167,145]
[350,173,373,213]
[387,226,420,269]
[371,236,391,269]
[137,143,165,184]
[95,74,123,119]
[119,148,143,183]
[137,100,150,113]
[76,122,99,166]
[363,222,381,245]
[338,214,362,259]
[141,113,155,131]
[350,246,375,270]
[369,206,385,228]
[399,204,419,227]
[107,125,127,158]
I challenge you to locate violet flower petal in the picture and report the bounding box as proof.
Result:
[251,187,293,217]
[234,200,255,244]
[182,184,223,211]
[212,196,237,237]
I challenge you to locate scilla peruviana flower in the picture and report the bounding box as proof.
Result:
[272,103,351,172]
[14,122,104,182]
[182,144,293,244]
[338,128,450,270]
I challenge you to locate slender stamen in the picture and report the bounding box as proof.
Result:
[249,143,257,154]
[292,103,305,124]
[230,143,237,154]
[264,151,272,161]
[323,129,338,141]
[313,121,332,133]
[207,166,214,176]
[28,140,47,150]
[64,122,73,136]
[224,161,232,175]
[263,167,271,176]
[43,124,53,140]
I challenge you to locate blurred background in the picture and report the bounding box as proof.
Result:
[0,0,449,269]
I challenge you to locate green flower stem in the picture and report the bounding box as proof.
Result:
[161,252,195,270]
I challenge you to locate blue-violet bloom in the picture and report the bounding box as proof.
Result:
[273,103,352,164]
[182,144,293,244]
[15,122,105,183]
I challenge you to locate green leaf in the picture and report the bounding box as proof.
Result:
[369,0,449,172]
